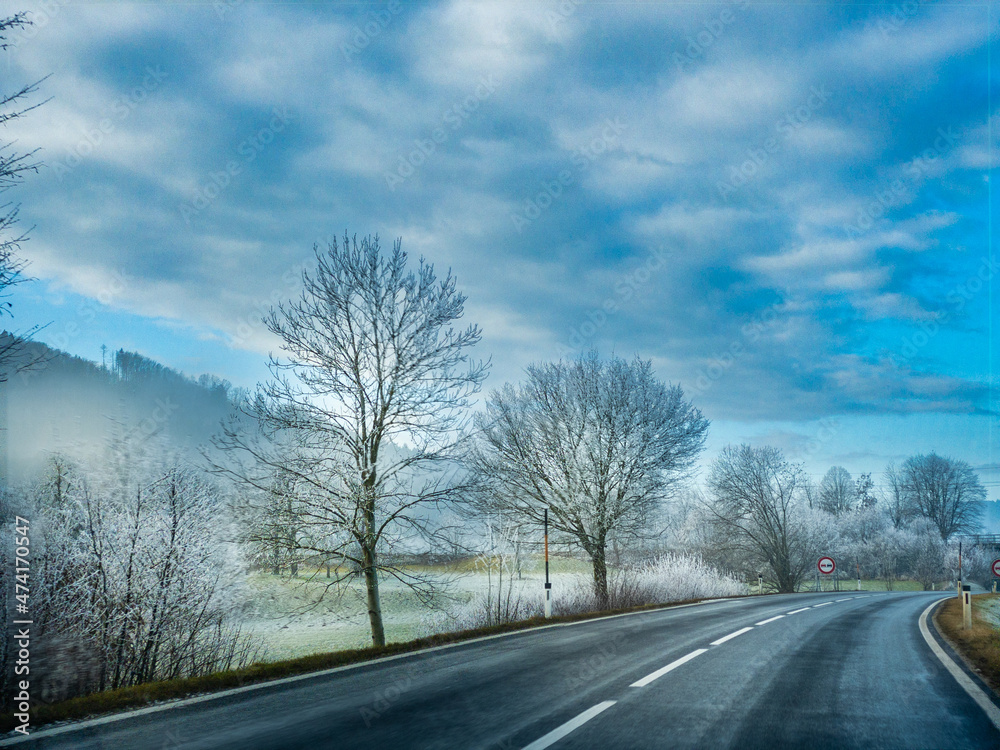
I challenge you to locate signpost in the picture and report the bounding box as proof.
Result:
[815,557,834,592]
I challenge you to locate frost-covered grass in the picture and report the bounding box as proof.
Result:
[242,553,747,659]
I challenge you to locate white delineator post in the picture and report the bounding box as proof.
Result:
[962,585,972,630]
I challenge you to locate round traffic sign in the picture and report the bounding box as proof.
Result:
[818,556,836,574]
[992,559,1000,577]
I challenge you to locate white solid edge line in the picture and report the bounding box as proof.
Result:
[522,701,617,750]
[710,626,754,646]
[0,597,748,747]
[918,598,1000,731]
[631,649,708,688]
[787,607,811,615]
[755,615,785,626]
[813,602,834,608]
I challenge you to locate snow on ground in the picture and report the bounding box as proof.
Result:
[240,554,747,661]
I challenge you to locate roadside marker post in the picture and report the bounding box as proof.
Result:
[758,573,763,595]
[958,542,963,597]
[543,508,551,618]
[962,585,972,630]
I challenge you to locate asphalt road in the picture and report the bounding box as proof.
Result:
[6,591,1000,749]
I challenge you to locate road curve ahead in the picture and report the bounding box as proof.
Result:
[5,591,999,749]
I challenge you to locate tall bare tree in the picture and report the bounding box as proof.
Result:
[901,453,983,540]
[706,445,817,593]
[881,461,912,529]
[212,234,487,646]
[468,354,708,607]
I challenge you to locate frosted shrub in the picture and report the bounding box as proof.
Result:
[630,553,747,602]
[554,553,746,614]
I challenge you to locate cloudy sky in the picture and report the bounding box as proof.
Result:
[3,0,998,491]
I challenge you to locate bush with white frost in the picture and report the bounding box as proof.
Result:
[433,552,746,631]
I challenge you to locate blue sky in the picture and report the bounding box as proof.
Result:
[2,0,998,492]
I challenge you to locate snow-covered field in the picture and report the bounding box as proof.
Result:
[241,554,748,661]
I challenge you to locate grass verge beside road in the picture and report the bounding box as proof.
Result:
[934,593,1000,695]
[0,595,716,735]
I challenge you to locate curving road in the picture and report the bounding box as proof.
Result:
[4,591,999,749]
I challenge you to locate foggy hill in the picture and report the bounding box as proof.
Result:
[0,333,241,483]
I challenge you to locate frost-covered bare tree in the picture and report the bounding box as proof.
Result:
[0,449,258,703]
[705,445,819,593]
[0,13,45,374]
[881,461,912,529]
[855,472,875,509]
[212,235,487,646]
[818,466,854,516]
[468,353,708,607]
[901,453,984,540]
[904,522,946,590]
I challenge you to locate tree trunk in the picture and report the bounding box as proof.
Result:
[362,544,386,647]
[591,546,609,609]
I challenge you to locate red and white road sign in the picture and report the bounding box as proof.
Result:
[992,559,1000,577]
[818,556,836,574]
